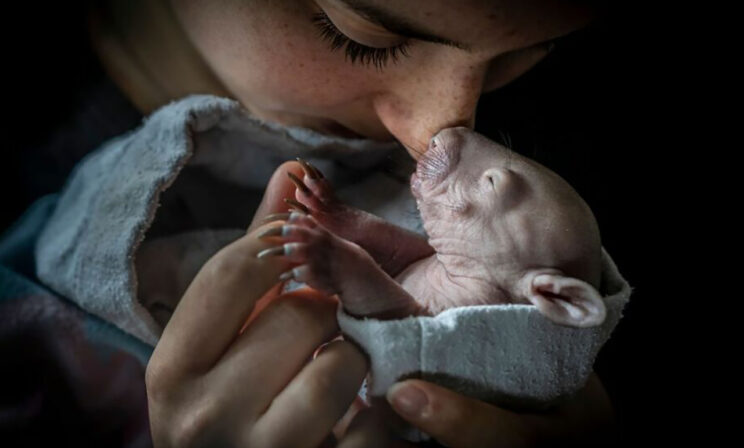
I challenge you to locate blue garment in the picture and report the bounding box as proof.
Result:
[0,195,153,447]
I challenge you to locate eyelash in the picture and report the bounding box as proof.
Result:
[311,11,411,70]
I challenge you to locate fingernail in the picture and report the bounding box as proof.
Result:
[257,226,283,238]
[284,198,309,214]
[312,341,331,359]
[279,269,295,281]
[288,211,305,222]
[310,161,324,179]
[256,246,285,259]
[387,383,429,418]
[260,212,291,224]
[287,171,310,193]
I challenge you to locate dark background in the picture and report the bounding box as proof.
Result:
[0,1,688,446]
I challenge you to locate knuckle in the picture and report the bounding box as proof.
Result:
[145,357,177,402]
[146,371,228,447]
[206,248,251,281]
[296,372,336,411]
[206,251,240,278]
[169,400,222,448]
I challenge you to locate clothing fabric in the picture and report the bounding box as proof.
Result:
[338,249,631,442]
[1,16,151,440]
[0,197,153,447]
[34,94,411,346]
[338,246,630,405]
[22,94,631,443]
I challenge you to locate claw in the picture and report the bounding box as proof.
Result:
[284,198,309,214]
[287,171,311,193]
[296,157,320,180]
[288,211,308,223]
[259,212,291,224]
[309,160,324,179]
[256,246,286,259]
[257,226,284,238]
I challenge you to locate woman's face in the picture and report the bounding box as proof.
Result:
[170,0,596,158]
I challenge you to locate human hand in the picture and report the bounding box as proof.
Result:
[380,372,618,447]
[145,161,369,447]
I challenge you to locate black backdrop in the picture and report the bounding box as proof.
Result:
[0,1,686,446]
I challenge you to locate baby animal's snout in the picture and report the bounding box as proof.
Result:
[431,126,473,153]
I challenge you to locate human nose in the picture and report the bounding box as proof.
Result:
[372,56,485,160]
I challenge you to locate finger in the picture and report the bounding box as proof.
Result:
[287,211,318,227]
[257,210,315,231]
[287,171,311,194]
[258,212,291,225]
[284,197,310,214]
[332,395,368,441]
[257,222,322,243]
[214,288,341,416]
[335,407,388,448]
[336,406,417,448]
[278,264,314,284]
[256,241,312,264]
[386,380,538,448]
[247,161,306,233]
[155,161,305,374]
[152,222,294,376]
[251,340,368,448]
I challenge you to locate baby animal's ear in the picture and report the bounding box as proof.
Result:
[523,272,606,328]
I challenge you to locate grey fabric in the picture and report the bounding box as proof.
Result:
[337,248,631,443]
[33,94,632,445]
[35,95,407,345]
[337,246,631,402]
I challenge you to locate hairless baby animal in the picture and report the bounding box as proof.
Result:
[258,127,606,328]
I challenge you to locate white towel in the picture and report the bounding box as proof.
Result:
[33,95,632,444]
[337,246,630,438]
[35,94,410,345]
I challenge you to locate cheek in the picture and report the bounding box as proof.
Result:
[173,0,376,113]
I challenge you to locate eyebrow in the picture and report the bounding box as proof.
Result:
[335,0,472,51]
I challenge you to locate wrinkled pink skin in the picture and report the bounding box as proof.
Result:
[280,127,606,327]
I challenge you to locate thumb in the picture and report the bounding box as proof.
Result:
[247,160,305,233]
[386,380,539,448]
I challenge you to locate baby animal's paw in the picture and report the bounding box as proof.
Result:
[284,158,347,219]
[255,211,364,296]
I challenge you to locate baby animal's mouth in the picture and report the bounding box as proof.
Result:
[411,137,460,198]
